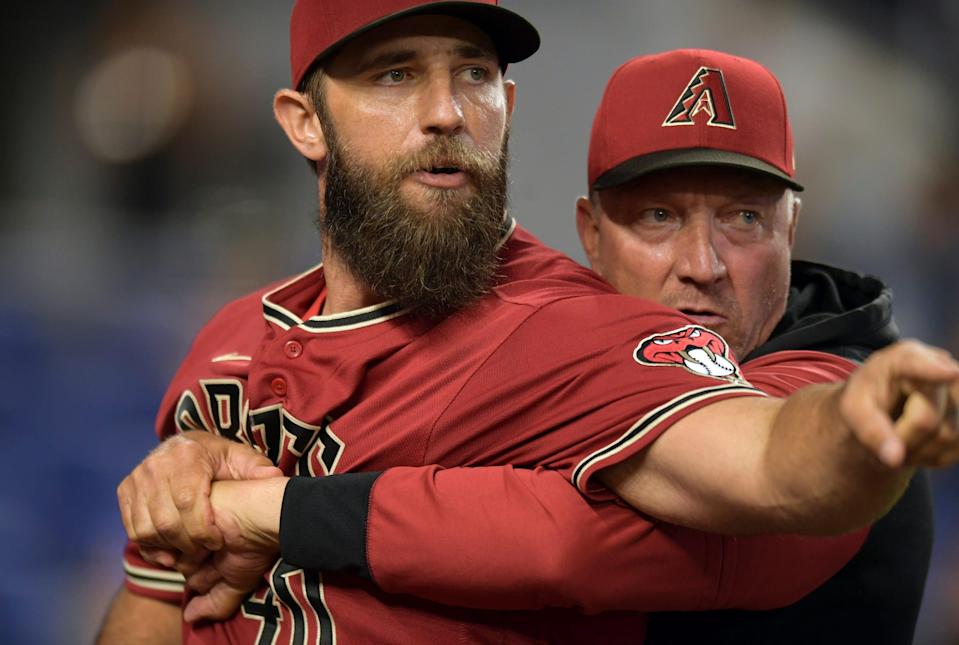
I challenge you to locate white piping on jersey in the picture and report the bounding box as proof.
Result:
[571,383,765,492]
[496,214,517,251]
[211,353,253,363]
[298,306,410,334]
[123,559,186,593]
[123,561,186,582]
[125,577,185,594]
[261,262,324,329]
[262,216,518,334]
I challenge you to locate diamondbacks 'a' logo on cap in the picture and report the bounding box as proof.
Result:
[634,325,745,383]
[663,67,736,130]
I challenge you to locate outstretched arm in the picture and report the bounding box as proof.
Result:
[204,465,865,615]
[119,340,959,621]
[601,340,959,535]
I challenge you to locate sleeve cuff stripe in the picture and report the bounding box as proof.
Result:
[125,575,185,594]
[572,384,764,491]
[123,560,186,583]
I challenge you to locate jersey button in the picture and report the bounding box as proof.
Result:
[284,340,303,359]
[270,377,288,397]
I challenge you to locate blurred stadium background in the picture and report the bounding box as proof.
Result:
[2,1,957,643]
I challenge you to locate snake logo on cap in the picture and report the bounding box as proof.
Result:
[663,67,736,130]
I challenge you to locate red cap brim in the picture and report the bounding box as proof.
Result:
[593,148,804,192]
[293,1,540,88]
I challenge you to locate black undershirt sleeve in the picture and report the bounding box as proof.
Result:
[279,472,382,580]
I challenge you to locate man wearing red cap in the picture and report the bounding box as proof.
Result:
[252,49,932,645]
[100,4,956,644]
[576,49,933,645]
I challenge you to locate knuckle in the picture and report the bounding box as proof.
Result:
[176,439,202,456]
[139,459,159,479]
[133,520,159,544]
[899,338,924,353]
[152,514,182,541]
[172,487,199,511]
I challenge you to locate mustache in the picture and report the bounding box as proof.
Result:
[387,137,501,178]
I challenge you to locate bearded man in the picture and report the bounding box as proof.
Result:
[101,4,959,645]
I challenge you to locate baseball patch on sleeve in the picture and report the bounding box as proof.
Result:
[634,325,747,385]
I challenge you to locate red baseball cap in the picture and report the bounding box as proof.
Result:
[290,0,540,89]
[589,49,803,192]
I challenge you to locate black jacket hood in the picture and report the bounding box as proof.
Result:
[746,260,899,362]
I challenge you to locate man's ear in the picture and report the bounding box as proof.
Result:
[788,193,802,248]
[503,79,516,118]
[576,195,604,274]
[274,89,328,163]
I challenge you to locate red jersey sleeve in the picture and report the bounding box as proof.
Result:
[122,541,185,604]
[742,349,857,395]
[276,348,868,613]
[364,465,866,613]
[428,294,765,497]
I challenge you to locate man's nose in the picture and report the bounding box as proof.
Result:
[675,220,727,285]
[419,74,465,136]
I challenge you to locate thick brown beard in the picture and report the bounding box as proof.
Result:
[318,121,510,319]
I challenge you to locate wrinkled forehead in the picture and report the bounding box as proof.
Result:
[323,14,500,77]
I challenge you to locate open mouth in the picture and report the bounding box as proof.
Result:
[679,307,718,316]
[412,164,469,189]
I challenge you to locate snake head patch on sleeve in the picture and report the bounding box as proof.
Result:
[634,325,747,383]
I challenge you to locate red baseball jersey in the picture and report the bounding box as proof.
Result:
[124,222,828,644]
[353,350,866,614]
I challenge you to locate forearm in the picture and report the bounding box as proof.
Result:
[277,465,866,612]
[763,383,914,534]
[210,476,286,547]
[96,586,181,645]
[602,347,943,536]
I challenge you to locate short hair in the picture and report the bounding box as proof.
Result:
[300,64,328,175]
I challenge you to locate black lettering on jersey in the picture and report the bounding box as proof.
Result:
[172,384,344,475]
[241,587,281,645]
[175,382,342,643]
[247,404,283,465]
[243,560,334,645]
[305,569,335,644]
[174,391,210,433]
[284,415,344,477]
[316,418,345,475]
[201,380,244,441]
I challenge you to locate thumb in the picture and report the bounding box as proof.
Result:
[183,583,247,623]
[224,443,282,480]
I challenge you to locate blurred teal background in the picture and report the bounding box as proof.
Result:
[2,1,957,642]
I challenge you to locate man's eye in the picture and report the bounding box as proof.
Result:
[381,69,407,84]
[640,209,671,224]
[739,211,759,225]
[462,66,488,82]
